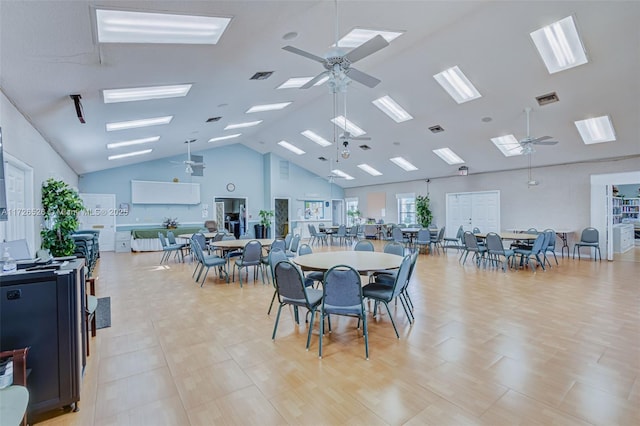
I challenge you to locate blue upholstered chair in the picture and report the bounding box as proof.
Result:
[573,227,601,261]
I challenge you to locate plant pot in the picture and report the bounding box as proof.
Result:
[254,224,265,239]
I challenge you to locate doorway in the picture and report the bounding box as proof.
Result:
[331,199,344,225]
[79,193,116,251]
[445,190,500,237]
[214,197,248,238]
[274,198,289,238]
[1,153,35,253]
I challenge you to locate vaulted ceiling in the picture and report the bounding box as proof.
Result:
[1,1,638,188]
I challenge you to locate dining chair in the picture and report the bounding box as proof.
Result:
[354,240,375,252]
[573,227,601,261]
[233,240,264,287]
[514,233,546,272]
[297,243,324,287]
[266,249,288,315]
[543,229,559,265]
[286,234,301,257]
[158,232,183,263]
[272,260,323,350]
[414,229,431,254]
[335,225,347,245]
[318,265,369,359]
[370,251,417,322]
[262,238,286,284]
[191,237,228,286]
[429,227,445,255]
[485,232,515,272]
[461,231,487,267]
[443,225,464,252]
[166,230,188,258]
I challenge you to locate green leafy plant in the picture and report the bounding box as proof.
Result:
[416,195,433,228]
[259,209,274,227]
[40,178,85,256]
[162,217,179,228]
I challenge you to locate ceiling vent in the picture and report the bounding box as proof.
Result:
[536,92,559,106]
[206,116,222,123]
[250,71,274,80]
[359,144,371,150]
[318,156,328,161]
[429,125,445,133]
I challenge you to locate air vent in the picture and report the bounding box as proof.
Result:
[429,125,445,133]
[359,144,371,150]
[318,156,328,162]
[206,116,222,123]
[250,71,274,80]
[536,92,559,106]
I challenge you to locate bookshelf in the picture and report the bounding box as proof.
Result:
[621,197,639,220]
[612,196,623,224]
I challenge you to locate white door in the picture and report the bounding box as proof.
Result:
[446,193,472,236]
[446,190,500,236]
[79,193,116,251]
[332,199,344,225]
[2,155,35,253]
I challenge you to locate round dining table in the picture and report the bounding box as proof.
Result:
[293,251,403,273]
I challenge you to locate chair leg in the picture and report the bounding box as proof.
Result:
[272,304,283,340]
[381,301,400,339]
[318,310,324,359]
[306,308,316,350]
[267,290,277,315]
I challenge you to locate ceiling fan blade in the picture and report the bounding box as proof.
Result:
[344,34,389,63]
[532,140,559,145]
[532,135,553,142]
[301,71,330,89]
[345,67,381,88]
[282,45,326,63]
[351,135,372,141]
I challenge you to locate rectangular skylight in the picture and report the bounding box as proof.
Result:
[336,28,404,48]
[224,120,262,130]
[433,66,482,104]
[530,16,588,74]
[331,115,366,137]
[490,135,522,157]
[357,164,383,176]
[277,77,313,89]
[246,102,292,113]
[106,136,160,149]
[103,84,191,103]
[96,9,231,44]
[575,115,616,144]
[331,169,355,180]
[433,148,465,165]
[108,149,152,160]
[106,116,172,131]
[372,95,413,123]
[208,133,242,143]
[390,157,418,171]
[301,130,332,147]
[278,140,305,155]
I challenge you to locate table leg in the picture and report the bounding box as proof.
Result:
[557,232,569,258]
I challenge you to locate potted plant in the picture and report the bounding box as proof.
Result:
[416,195,433,228]
[162,217,179,229]
[255,209,274,238]
[40,178,85,256]
[347,208,361,226]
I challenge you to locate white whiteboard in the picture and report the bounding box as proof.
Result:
[131,180,200,205]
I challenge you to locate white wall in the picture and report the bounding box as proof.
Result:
[345,157,640,248]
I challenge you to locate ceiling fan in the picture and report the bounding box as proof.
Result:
[170,139,205,176]
[282,0,389,91]
[515,107,559,155]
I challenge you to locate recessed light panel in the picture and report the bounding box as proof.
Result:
[390,157,418,171]
[331,115,366,137]
[106,116,172,131]
[301,130,332,147]
[106,136,160,149]
[278,140,305,155]
[224,120,262,130]
[331,169,355,180]
[357,164,383,176]
[246,102,292,113]
[208,133,241,143]
[96,9,231,44]
[336,28,404,48]
[103,84,191,103]
[433,148,465,165]
[491,135,522,157]
[433,66,481,104]
[277,77,314,89]
[372,95,413,123]
[530,16,588,74]
[575,115,616,144]
[108,149,152,160]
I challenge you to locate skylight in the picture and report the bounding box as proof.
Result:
[372,95,413,123]
[96,9,231,44]
[277,77,313,89]
[106,116,172,131]
[390,157,418,171]
[301,130,332,147]
[102,84,191,103]
[575,116,616,144]
[106,136,160,149]
[336,28,404,48]
[246,102,292,113]
[208,133,242,143]
[490,135,522,157]
[530,16,588,74]
[224,120,262,130]
[278,141,305,155]
[433,148,465,165]
[357,164,383,176]
[331,115,366,137]
[331,169,355,180]
[433,66,481,104]
[108,149,152,160]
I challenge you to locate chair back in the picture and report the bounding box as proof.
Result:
[222,234,236,241]
[318,223,326,232]
[529,233,546,253]
[268,249,288,283]
[166,231,178,244]
[354,240,374,251]
[241,240,263,264]
[472,227,481,234]
[581,227,599,243]
[485,232,505,253]
[383,241,405,256]
[158,232,168,248]
[322,266,363,314]
[298,243,313,255]
[270,238,286,252]
[336,225,346,237]
[212,233,225,242]
[391,255,413,299]
[274,260,309,302]
[436,227,445,242]
[540,230,552,252]
[191,233,206,251]
[289,234,301,252]
[284,234,293,249]
[308,224,317,237]
[392,227,404,243]
[416,229,430,244]
[190,237,204,262]
[543,229,556,249]
[526,228,538,234]
[463,231,479,249]
[456,225,465,240]
[204,220,217,231]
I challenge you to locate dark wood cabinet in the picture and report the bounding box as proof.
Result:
[0,260,85,416]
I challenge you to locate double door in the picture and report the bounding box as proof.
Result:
[446,190,500,237]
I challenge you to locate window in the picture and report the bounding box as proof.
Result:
[396,193,415,225]
[345,198,359,227]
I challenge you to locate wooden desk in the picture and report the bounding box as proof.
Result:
[293,251,402,273]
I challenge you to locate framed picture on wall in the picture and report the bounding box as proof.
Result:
[304,200,324,220]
